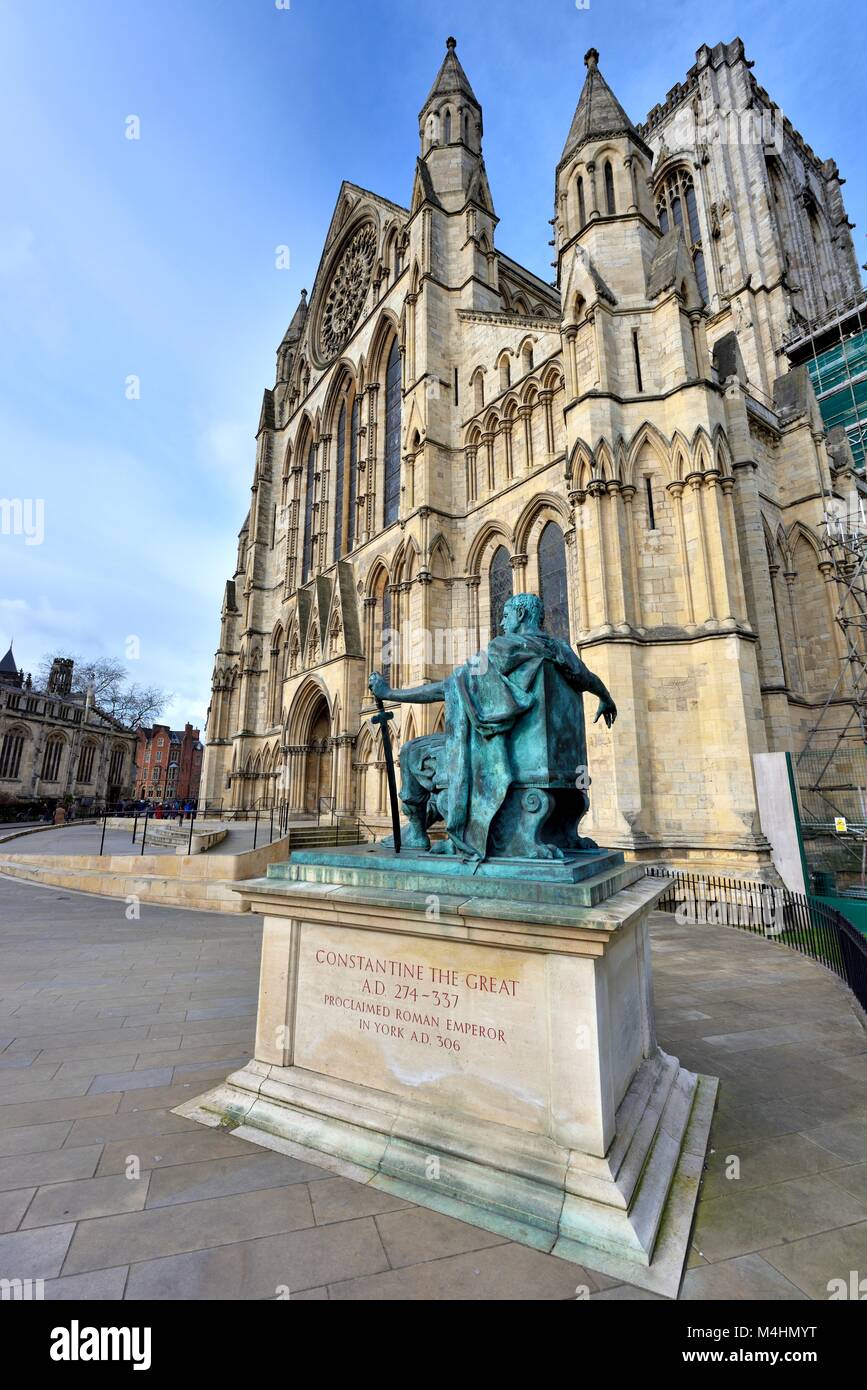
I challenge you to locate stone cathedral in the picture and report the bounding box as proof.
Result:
[201,37,864,873]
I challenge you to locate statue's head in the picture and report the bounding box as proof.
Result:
[502,593,544,634]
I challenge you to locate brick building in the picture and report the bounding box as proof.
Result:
[133,722,203,804]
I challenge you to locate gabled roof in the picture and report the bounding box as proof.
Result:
[0,644,17,677]
[420,37,480,117]
[560,48,652,169]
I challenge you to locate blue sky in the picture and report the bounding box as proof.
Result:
[1,0,864,729]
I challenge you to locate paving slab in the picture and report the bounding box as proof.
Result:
[63,1185,316,1274]
[22,1174,150,1228]
[124,1220,390,1300]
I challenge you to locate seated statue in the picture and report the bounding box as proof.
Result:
[368,592,616,861]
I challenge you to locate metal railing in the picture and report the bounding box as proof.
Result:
[647,866,867,1011]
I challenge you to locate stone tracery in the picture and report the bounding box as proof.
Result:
[319,223,378,362]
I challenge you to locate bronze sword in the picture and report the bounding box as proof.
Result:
[371,696,402,854]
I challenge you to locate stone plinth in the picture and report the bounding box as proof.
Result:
[177,847,717,1297]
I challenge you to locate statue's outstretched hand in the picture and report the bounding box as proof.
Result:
[369,671,390,702]
[594,697,617,729]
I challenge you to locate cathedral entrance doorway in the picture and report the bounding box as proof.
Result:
[303,697,333,816]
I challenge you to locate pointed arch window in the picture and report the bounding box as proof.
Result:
[348,395,359,551]
[0,731,25,780]
[371,569,394,687]
[76,742,96,784]
[443,109,451,143]
[577,175,586,229]
[382,583,393,685]
[693,248,708,305]
[41,735,64,782]
[604,161,616,215]
[489,545,513,638]
[333,400,347,561]
[656,167,708,304]
[301,440,316,583]
[383,338,402,526]
[538,521,569,641]
[108,747,124,787]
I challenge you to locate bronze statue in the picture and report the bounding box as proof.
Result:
[369,592,616,861]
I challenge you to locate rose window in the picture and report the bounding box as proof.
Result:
[319,224,377,360]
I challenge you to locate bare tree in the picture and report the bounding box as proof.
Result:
[36,652,171,729]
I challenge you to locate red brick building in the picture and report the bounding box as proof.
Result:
[133,722,203,804]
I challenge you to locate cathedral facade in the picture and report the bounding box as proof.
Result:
[201,37,864,872]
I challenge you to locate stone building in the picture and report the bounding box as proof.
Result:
[132,722,203,803]
[201,37,864,872]
[0,648,135,809]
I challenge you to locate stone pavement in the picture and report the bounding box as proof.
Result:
[0,871,865,1301]
[0,827,176,857]
[0,822,280,858]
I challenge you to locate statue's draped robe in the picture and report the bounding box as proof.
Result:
[402,632,595,859]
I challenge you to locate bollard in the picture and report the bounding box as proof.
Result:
[99,814,107,856]
[269,807,274,844]
[187,811,196,855]
[132,813,138,844]
[253,809,259,851]
[140,812,149,856]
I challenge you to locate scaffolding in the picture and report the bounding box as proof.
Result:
[794,500,867,881]
[785,291,867,469]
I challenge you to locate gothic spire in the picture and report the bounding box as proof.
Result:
[420,36,480,119]
[559,48,651,168]
[281,288,308,348]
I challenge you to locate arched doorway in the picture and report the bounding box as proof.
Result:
[284,679,335,817]
[304,695,333,816]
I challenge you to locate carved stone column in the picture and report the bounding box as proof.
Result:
[465,445,478,505]
[466,574,481,652]
[540,389,555,460]
[701,470,736,626]
[564,326,579,401]
[363,595,377,674]
[365,383,380,539]
[502,420,514,481]
[519,404,533,470]
[620,483,642,629]
[569,488,591,633]
[819,558,848,691]
[605,479,630,630]
[332,733,356,816]
[784,570,807,693]
[481,430,496,492]
[285,463,303,595]
[586,160,599,218]
[316,433,332,571]
[624,153,638,214]
[587,478,611,631]
[667,481,695,628]
[510,551,528,592]
[686,472,715,625]
[719,476,749,624]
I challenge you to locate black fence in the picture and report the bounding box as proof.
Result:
[647,866,867,1013]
